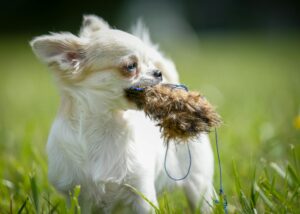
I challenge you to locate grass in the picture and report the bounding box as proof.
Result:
[0,33,299,213]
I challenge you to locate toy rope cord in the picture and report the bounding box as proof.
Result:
[214,127,228,214]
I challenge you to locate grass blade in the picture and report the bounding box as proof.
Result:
[290,144,298,170]
[124,184,160,213]
[29,174,39,213]
[270,162,294,187]
[50,202,60,214]
[17,197,29,214]
[254,182,276,212]
[287,164,300,186]
[232,161,253,214]
[69,185,81,214]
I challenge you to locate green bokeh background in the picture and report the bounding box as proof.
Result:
[0,0,300,212]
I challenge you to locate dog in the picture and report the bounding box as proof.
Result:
[30,15,215,213]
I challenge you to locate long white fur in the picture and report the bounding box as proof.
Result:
[30,15,214,213]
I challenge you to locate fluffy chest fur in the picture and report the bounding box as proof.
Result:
[47,107,141,201]
[47,105,167,211]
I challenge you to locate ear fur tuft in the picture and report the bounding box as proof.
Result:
[130,19,157,49]
[79,14,110,38]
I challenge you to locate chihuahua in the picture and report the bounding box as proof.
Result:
[30,15,215,213]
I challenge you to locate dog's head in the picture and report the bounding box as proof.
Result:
[30,15,178,111]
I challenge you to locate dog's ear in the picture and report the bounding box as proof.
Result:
[131,19,157,49]
[79,15,110,38]
[30,33,86,72]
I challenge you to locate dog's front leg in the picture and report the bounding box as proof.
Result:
[129,178,158,214]
[79,195,93,214]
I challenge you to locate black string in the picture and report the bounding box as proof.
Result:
[164,142,192,181]
[214,128,228,214]
[215,128,223,193]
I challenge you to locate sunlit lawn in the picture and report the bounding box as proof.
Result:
[0,33,299,213]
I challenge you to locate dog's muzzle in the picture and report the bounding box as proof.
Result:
[130,78,161,90]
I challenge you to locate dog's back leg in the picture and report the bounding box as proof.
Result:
[181,135,215,213]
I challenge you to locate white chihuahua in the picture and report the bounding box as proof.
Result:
[30,15,214,213]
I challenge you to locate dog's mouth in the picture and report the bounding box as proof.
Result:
[128,78,161,91]
[124,80,189,109]
[124,79,161,108]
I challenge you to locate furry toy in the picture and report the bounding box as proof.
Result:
[125,83,221,143]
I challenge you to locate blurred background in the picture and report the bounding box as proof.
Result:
[1,0,300,34]
[0,0,299,213]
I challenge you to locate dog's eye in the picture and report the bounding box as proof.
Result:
[126,62,137,73]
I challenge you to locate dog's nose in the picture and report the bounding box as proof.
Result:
[152,70,162,81]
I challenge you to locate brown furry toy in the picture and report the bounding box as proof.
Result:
[125,83,221,143]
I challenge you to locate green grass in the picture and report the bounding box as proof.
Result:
[0,33,299,213]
